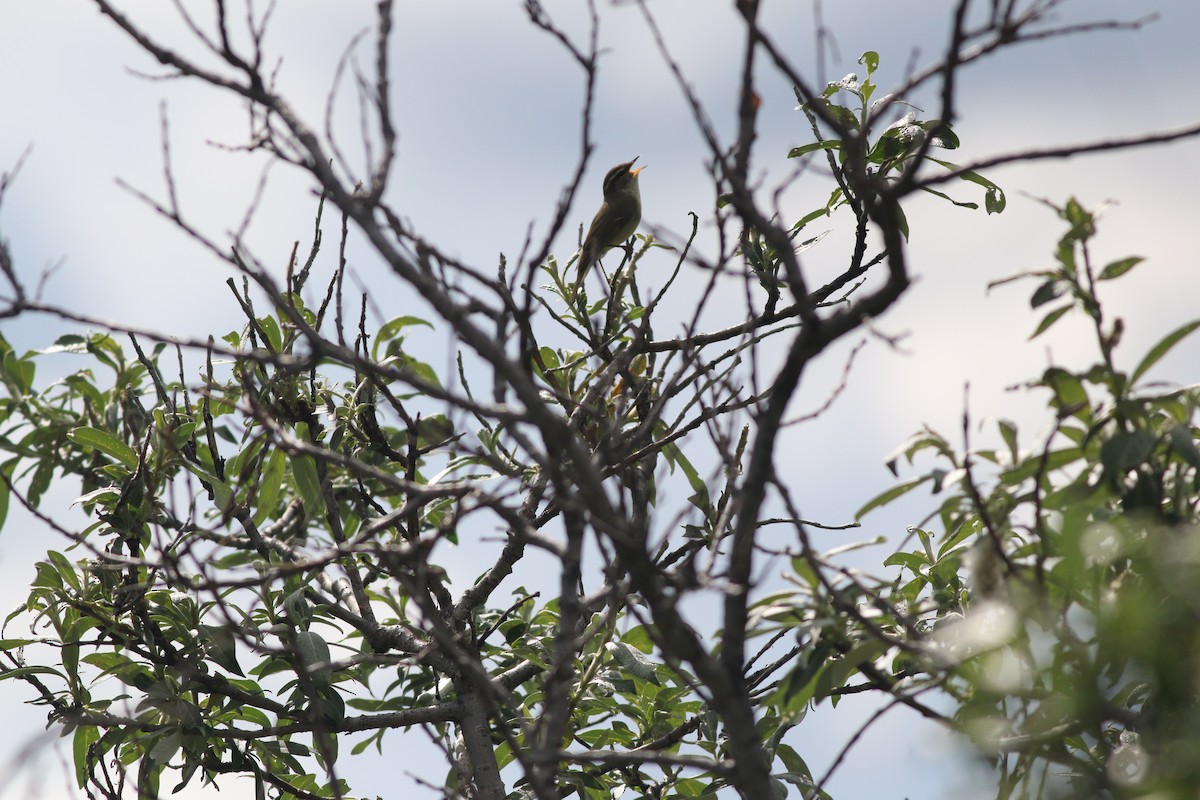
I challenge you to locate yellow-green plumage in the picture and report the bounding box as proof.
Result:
[574,157,644,297]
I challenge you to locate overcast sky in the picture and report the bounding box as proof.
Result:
[2,2,1199,798]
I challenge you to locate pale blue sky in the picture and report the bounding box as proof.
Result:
[1,2,1199,798]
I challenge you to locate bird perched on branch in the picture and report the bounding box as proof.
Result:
[573,157,645,298]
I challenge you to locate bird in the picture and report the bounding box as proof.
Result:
[573,157,645,298]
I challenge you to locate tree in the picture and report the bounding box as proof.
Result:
[1,2,1198,799]
[857,196,1200,797]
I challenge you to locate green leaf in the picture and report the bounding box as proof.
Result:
[0,468,8,531]
[997,418,1019,464]
[317,687,345,726]
[1030,305,1072,339]
[289,423,326,518]
[937,519,979,559]
[662,441,712,516]
[31,559,63,590]
[200,624,244,676]
[920,185,977,210]
[295,630,333,688]
[285,589,313,632]
[256,315,282,353]
[983,184,1006,214]
[81,652,135,672]
[48,550,81,591]
[1062,197,1094,237]
[45,333,88,352]
[395,354,443,389]
[289,451,325,518]
[789,557,819,588]
[416,414,455,448]
[825,73,860,98]
[929,158,1006,214]
[252,446,288,527]
[64,374,104,410]
[0,665,65,681]
[776,744,814,783]
[1030,280,1065,309]
[776,659,825,714]
[814,639,888,701]
[894,203,909,240]
[372,315,434,362]
[1098,256,1143,281]
[182,461,234,512]
[0,638,37,649]
[607,641,659,685]
[814,101,859,132]
[788,140,841,160]
[923,121,960,150]
[1168,425,1200,470]
[147,731,182,765]
[869,125,915,164]
[1,348,35,394]
[855,476,929,520]
[1100,431,1157,475]
[1041,368,1088,409]
[1130,318,1200,385]
[1055,237,1077,273]
[73,724,100,788]
[84,333,125,372]
[1001,447,1083,484]
[67,427,139,470]
[883,551,929,573]
[792,203,835,233]
[28,459,55,507]
[622,625,655,654]
[536,346,560,374]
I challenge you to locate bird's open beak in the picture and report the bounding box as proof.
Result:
[631,164,647,176]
